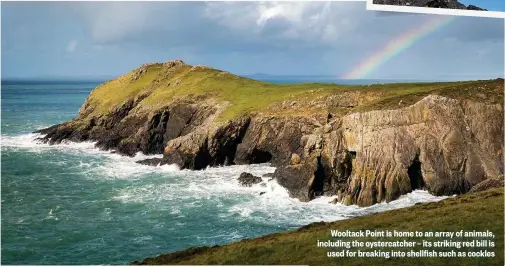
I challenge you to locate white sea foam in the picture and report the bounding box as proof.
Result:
[2,133,97,152]
[3,132,450,227]
[111,161,448,226]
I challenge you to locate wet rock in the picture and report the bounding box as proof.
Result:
[162,116,251,170]
[290,153,301,165]
[274,159,319,202]
[136,157,164,166]
[263,173,275,178]
[343,195,353,206]
[259,192,266,196]
[238,172,262,187]
[337,190,343,203]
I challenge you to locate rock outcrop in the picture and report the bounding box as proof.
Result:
[36,60,504,207]
[238,172,262,187]
[469,178,504,193]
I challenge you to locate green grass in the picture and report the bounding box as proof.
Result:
[133,188,504,265]
[84,62,504,122]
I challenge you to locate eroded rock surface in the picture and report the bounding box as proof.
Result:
[469,178,504,193]
[36,61,504,207]
[238,172,262,187]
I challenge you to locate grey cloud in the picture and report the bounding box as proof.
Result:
[1,1,503,80]
[51,1,503,53]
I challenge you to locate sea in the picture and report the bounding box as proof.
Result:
[1,79,448,265]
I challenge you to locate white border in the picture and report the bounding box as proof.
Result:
[367,0,505,19]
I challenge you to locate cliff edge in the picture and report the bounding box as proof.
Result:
[37,60,504,206]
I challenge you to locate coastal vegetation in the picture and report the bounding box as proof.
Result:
[38,60,504,208]
[133,188,504,265]
[85,60,502,122]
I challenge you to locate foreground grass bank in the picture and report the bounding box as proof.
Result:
[133,188,504,265]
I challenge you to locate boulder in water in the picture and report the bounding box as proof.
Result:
[238,172,262,187]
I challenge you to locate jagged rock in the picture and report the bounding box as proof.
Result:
[274,155,334,201]
[238,172,262,187]
[136,157,164,166]
[467,5,487,11]
[343,195,353,206]
[275,163,317,202]
[162,116,250,170]
[469,179,504,193]
[234,116,319,166]
[290,153,301,165]
[35,60,504,207]
[41,94,504,206]
[316,95,503,206]
[337,190,343,203]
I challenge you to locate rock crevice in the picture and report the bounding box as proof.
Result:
[35,64,504,207]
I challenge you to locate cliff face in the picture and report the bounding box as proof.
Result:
[279,95,503,205]
[37,60,504,206]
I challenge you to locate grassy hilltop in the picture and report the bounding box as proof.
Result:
[84,60,503,122]
[134,188,504,265]
[38,60,504,265]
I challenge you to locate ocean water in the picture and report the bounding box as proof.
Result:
[1,80,448,265]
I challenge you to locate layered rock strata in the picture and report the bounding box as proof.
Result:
[37,61,504,206]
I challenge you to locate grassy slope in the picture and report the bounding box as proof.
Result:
[83,62,504,122]
[135,188,504,265]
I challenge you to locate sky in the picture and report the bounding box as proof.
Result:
[459,0,505,11]
[1,1,504,80]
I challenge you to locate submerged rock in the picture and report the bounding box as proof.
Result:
[329,198,339,204]
[237,172,262,187]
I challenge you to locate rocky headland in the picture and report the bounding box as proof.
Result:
[36,60,504,207]
[373,0,487,10]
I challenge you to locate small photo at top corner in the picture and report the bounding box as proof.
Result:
[369,0,505,18]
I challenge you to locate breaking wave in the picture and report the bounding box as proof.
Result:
[2,132,449,227]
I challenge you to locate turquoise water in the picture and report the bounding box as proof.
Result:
[1,80,447,265]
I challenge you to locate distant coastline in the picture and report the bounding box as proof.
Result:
[3,75,503,86]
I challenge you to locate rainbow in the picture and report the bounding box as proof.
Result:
[342,15,456,80]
